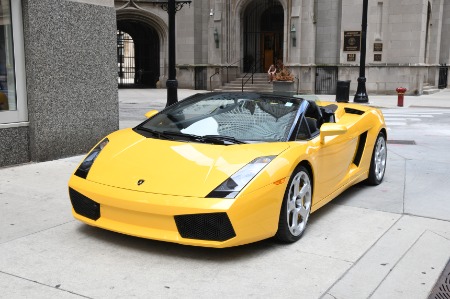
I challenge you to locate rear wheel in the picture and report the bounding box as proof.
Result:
[276,166,312,243]
[367,131,387,185]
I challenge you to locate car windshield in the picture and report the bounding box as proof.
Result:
[135,93,304,144]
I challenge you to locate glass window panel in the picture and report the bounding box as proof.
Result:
[0,0,16,112]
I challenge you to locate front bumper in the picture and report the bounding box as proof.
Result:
[68,175,287,248]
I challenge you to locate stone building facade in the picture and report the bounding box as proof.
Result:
[115,0,450,95]
[1,0,449,167]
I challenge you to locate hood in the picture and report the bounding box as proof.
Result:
[87,129,290,197]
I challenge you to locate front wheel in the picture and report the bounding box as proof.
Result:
[367,131,387,185]
[275,166,312,243]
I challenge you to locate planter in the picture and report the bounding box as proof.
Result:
[273,80,296,96]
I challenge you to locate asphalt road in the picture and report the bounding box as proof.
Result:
[1,89,450,298]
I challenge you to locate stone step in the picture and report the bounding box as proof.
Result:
[225,79,272,85]
[422,84,440,95]
[217,85,273,91]
[223,83,273,87]
[217,73,273,92]
[220,86,273,91]
[422,88,440,95]
[214,89,274,93]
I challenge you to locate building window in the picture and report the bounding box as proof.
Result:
[0,0,27,126]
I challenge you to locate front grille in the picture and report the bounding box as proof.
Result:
[69,188,100,221]
[174,212,236,242]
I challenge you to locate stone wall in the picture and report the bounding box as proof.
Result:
[0,127,29,167]
[22,0,118,162]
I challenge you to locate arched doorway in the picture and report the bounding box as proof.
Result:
[117,20,160,88]
[242,0,284,73]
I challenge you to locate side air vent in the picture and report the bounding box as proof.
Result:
[345,107,365,115]
[353,131,368,166]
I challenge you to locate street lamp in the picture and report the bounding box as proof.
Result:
[354,0,369,103]
[290,24,297,47]
[149,0,192,107]
[214,28,219,48]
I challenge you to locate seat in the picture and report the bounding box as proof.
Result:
[305,117,319,136]
[321,104,338,123]
[305,100,324,128]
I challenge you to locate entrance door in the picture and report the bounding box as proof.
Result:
[243,0,283,73]
[262,32,282,72]
[263,33,274,71]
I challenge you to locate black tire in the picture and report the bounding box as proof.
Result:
[366,131,387,185]
[275,165,312,243]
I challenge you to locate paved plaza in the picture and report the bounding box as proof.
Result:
[1,89,450,298]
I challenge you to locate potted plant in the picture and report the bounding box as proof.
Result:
[273,63,295,95]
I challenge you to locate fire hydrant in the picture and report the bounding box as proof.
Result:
[396,87,407,107]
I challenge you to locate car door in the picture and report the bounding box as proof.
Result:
[294,101,359,205]
[311,130,358,203]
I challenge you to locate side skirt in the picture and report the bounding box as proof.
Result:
[311,170,368,213]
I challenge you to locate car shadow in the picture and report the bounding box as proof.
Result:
[76,224,293,262]
[74,181,381,262]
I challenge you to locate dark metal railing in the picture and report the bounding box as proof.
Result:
[315,66,338,94]
[438,64,448,89]
[295,75,300,95]
[241,59,262,92]
[209,59,243,91]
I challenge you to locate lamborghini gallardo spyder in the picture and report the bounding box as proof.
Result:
[68,92,387,248]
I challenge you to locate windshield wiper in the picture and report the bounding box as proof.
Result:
[203,135,247,144]
[161,131,206,142]
[135,127,174,140]
[162,131,245,145]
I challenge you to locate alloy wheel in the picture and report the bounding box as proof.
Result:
[286,171,312,236]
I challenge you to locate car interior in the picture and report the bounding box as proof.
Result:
[297,100,338,140]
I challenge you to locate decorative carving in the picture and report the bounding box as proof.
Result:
[117,0,192,12]
[160,1,191,12]
[117,0,142,11]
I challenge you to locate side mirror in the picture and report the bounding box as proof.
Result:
[320,123,347,144]
[144,110,159,119]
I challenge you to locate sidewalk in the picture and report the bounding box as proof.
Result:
[119,88,450,112]
[118,88,450,129]
[0,88,449,298]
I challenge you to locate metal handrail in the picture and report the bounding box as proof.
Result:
[209,70,220,92]
[209,59,243,91]
[241,60,262,92]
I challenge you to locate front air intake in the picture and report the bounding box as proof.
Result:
[174,212,236,242]
[69,188,100,221]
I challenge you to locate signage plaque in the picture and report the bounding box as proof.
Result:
[344,31,361,51]
[374,43,383,52]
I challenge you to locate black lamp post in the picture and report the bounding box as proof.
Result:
[354,0,369,103]
[150,0,191,107]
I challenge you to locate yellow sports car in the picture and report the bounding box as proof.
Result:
[68,92,387,248]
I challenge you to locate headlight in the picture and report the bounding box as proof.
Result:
[74,138,109,179]
[206,156,275,198]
